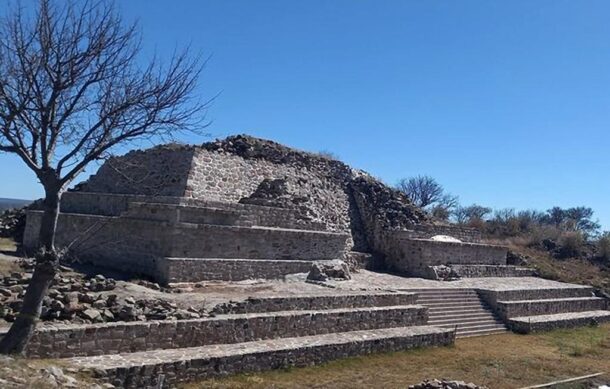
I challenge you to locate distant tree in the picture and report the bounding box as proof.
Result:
[397,175,443,208]
[542,206,600,236]
[486,208,518,236]
[453,204,492,225]
[563,207,601,236]
[397,176,459,221]
[516,210,546,230]
[0,0,207,354]
[597,231,610,262]
[545,206,565,227]
[492,208,516,224]
[429,193,460,221]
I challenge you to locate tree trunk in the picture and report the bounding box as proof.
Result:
[0,184,62,355]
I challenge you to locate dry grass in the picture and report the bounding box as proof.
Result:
[513,245,610,295]
[184,324,610,389]
[0,238,20,277]
[0,237,16,252]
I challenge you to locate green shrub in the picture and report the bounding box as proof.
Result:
[596,232,610,262]
[557,231,585,258]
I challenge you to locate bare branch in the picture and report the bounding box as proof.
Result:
[0,0,208,187]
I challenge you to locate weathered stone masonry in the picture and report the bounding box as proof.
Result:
[24,135,511,282]
[20,305,428,358]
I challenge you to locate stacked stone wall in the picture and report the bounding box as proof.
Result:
[18,305,427,358]
[495,297,606,319]
[509,312,610,333]
[382,233,507,277]
[84,327,454,388]
[81,145,195,197]
[159,258,314,282]
[24,210,348,283]
[61,192,325,231]
[449,265,534,278]
[211,292,417,314]
[401,225,481,243]
[477,287,595,310]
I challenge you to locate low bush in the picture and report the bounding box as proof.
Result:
[556,231,586,259]
[596,232,610,262]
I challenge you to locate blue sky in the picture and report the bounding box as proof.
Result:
[1,0,609,229]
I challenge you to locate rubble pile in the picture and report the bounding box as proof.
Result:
[409,379,488,389]
[0,260,207,324]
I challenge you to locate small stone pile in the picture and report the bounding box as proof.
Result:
[307,260,351,282]
[0,355,111,388]
[0,208,26,242]
[0,261,206,324]
[431,265,460,281]
[0,268,117,323]
[409,379,488,389]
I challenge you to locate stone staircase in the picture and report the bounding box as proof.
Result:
[7,292,454,388]
[411,288,508,338]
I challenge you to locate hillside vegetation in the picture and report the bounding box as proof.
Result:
[0,198,31,212]
[397,175,610,294]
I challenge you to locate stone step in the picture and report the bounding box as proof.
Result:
[19,304,427,359]
[211,291,417,314]
[429,317,503,326]
[68,326,455,388]
[409,289,507,338]
[407,289,478,295]
[437,322,506,332]
[509,310,610,333]
[428,312,496,321]
[417,297,481,304]
[428,309,493,319]
[417,293,480,298]
[480,287,596,303]
[428,306,489,314]
[496,297,607,319]
[457,327,509,338]
[421,301,486,308]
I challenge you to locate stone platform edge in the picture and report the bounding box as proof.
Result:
[72,326,455,388]
[508,311,610,333]
[11,304,428,358]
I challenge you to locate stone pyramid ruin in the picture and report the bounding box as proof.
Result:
[25,134,524,283]
[17,135,609,387]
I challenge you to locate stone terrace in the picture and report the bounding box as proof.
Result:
[3,289,454,387]
[4,269,608,387]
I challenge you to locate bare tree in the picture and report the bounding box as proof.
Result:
[0,0,207,354]
[397,175,444,208]
[396,175,459,221]
[429,193,459,221]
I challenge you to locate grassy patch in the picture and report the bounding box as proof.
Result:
[0,238,21,277]
[0,237,16,252]
[183,325,610,389]
[545,324,610,357]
